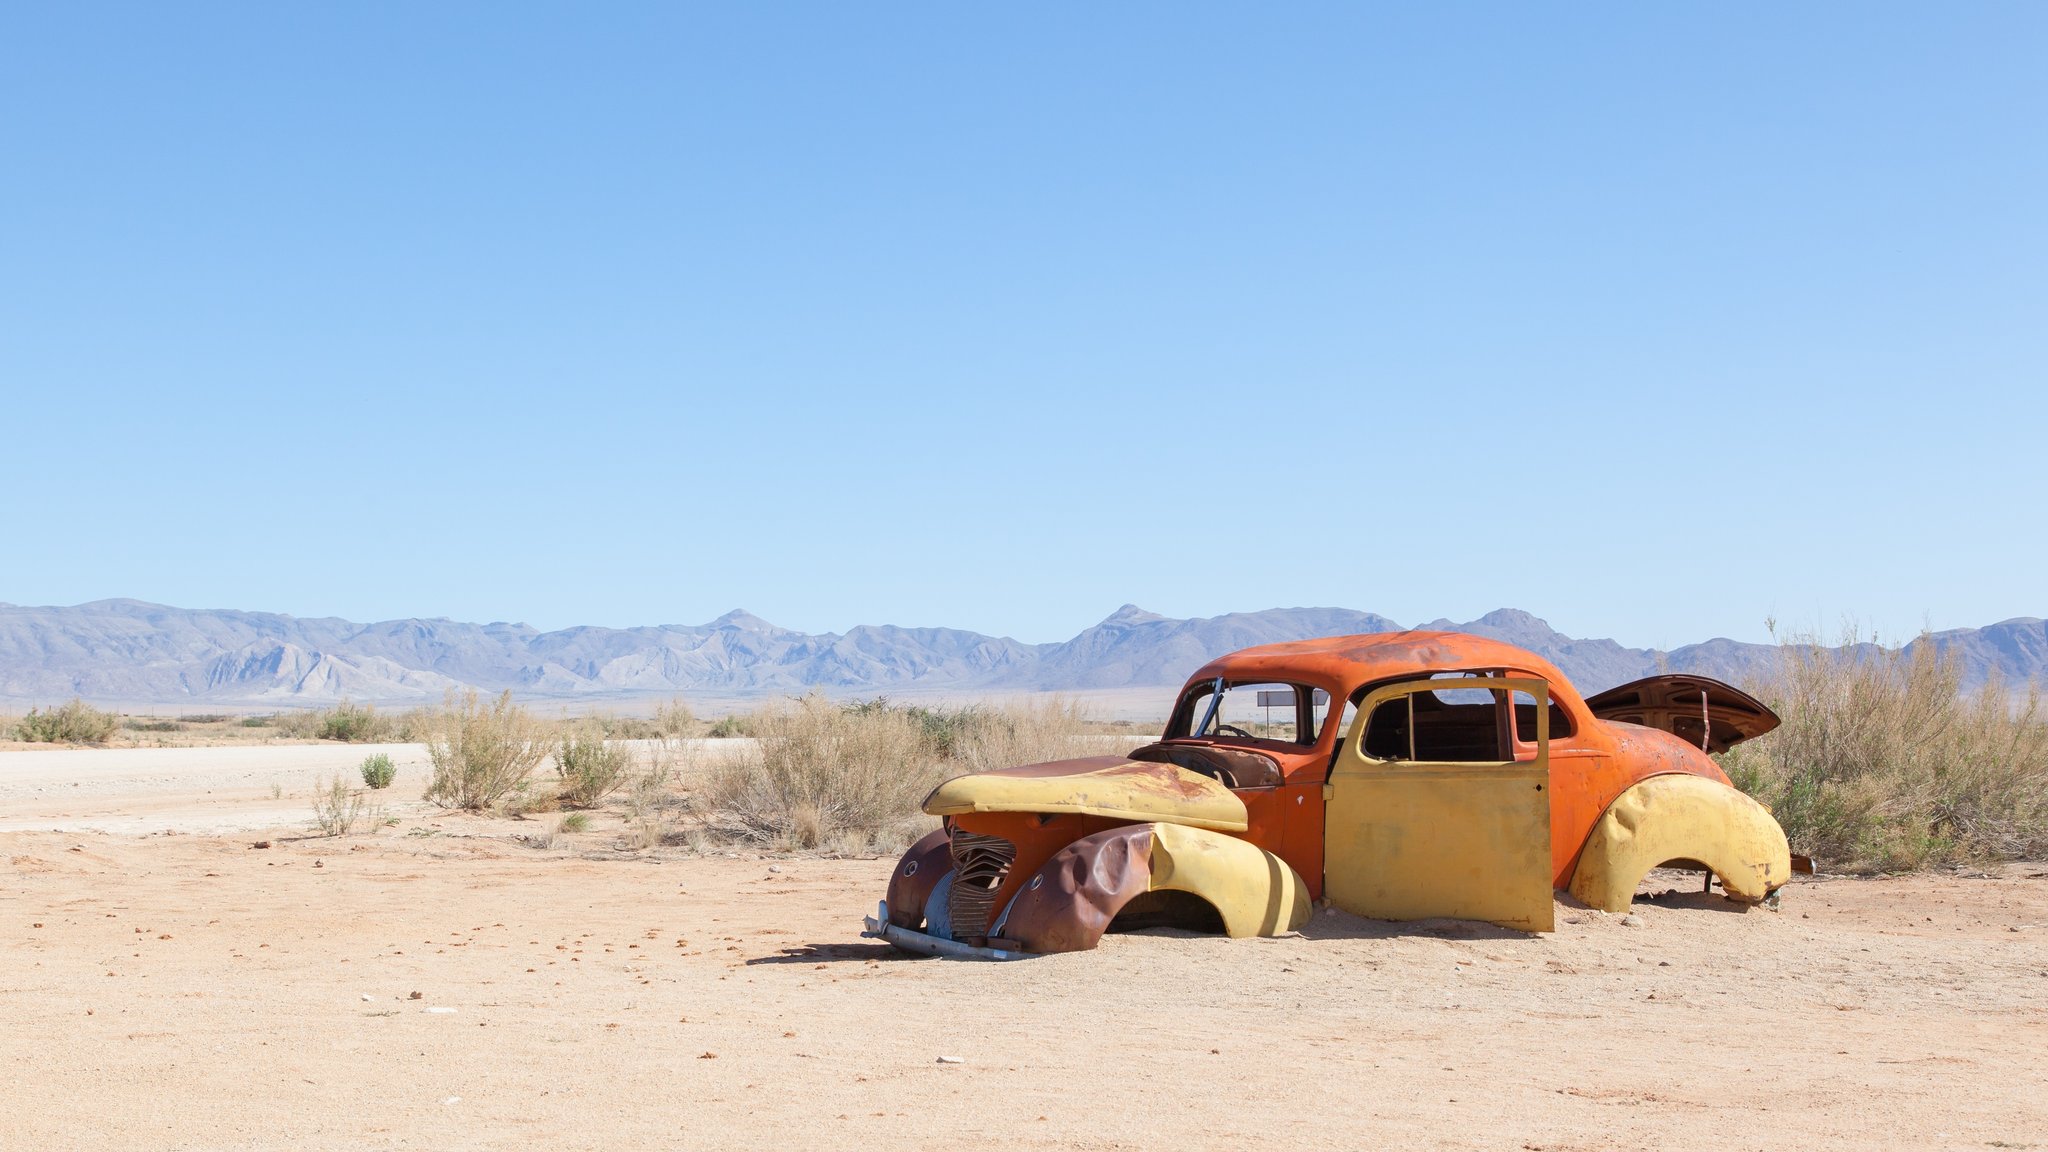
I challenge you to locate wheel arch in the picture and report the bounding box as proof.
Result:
[1567,773,1792,913]
[998,823,1311,954]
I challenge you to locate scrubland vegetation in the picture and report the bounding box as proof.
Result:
[273,699,412,742]
[1721,628,2048,871]
[700,695,1116,852]
[267,688,1127,852]
[700,696,952,852]
[18,643,2045,875]
[12,699,121,744]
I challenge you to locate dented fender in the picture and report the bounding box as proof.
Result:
[883,829,953,930]
[996,822,1310,954]
[1567,773,1792,913]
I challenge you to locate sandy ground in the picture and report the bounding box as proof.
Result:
[3,749,2046,1150]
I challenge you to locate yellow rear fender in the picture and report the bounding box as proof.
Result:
[1568,773,1792,913]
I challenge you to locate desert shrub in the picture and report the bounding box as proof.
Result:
[16,699,120,745]
[179,714,231,724]
[1718,626,2048,870]
[620,745,689,850]
[310,775,367,836]
[901,704,980,757]
[588,714,659,739]
[240,715,274,728]
[390,706,434,742]
[271,710,319,738]
[124,718,185,733]
[316,699,394,743]
[558,811,590,834]
[554,724,632,808]
[704,713,755,738]
[949,696,1120,774]
[421,690,553,811]
[359,752,398,790]
[654,697,695,737]
[702,694,949,851]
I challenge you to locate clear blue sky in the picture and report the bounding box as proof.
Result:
[4,4,2042,648]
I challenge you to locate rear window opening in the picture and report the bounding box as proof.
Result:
[1361,689,1502,762]
[1356,673,1573,762]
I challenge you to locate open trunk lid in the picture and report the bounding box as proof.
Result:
[1583,675,1780,753]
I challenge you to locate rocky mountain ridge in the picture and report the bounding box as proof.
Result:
[0,599,2039,707]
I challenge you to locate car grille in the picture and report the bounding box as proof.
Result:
[946,828,1016,940]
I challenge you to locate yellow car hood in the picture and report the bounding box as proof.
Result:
[922,756,1248,832]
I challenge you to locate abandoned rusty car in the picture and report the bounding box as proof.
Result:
[863,631,1792,958]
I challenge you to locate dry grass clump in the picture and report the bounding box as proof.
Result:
[553,723,632,808]
[654,697,695,736]
[310,774,368,836]
[421,690,552,811]
[15,699,120,745]
[704,713,757,738]
[947,697,1121,774]
[1720,626,2048,870]
[694,695,1127,854]
[702,695,952,852]
[618,739,693,849]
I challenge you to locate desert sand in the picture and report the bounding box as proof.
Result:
[3,745,2045,1151]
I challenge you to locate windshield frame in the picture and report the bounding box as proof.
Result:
[1168,678,1329,747]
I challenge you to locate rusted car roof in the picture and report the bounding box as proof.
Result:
[1189,630,1575,696]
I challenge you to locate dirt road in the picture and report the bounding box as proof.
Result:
[2,749,2044,1150]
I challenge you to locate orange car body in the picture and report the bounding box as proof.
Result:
[1165,631,1763,899]
[866,630,1790,958]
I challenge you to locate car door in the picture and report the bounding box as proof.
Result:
[1323,676,1554,931]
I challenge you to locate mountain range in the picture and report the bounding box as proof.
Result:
[0,599,2041,708]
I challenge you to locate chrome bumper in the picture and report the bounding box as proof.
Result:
[861,901,1031,961]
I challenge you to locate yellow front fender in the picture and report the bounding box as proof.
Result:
[1147,823,1311,938]
[1568,774,1792,913]
[997,822,1310,952]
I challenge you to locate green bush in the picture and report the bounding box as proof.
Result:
[16,699,120,745]
[359,752,398,790]
[317,699,394,743]
[554,724,632,808]
[704,713,756,738]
